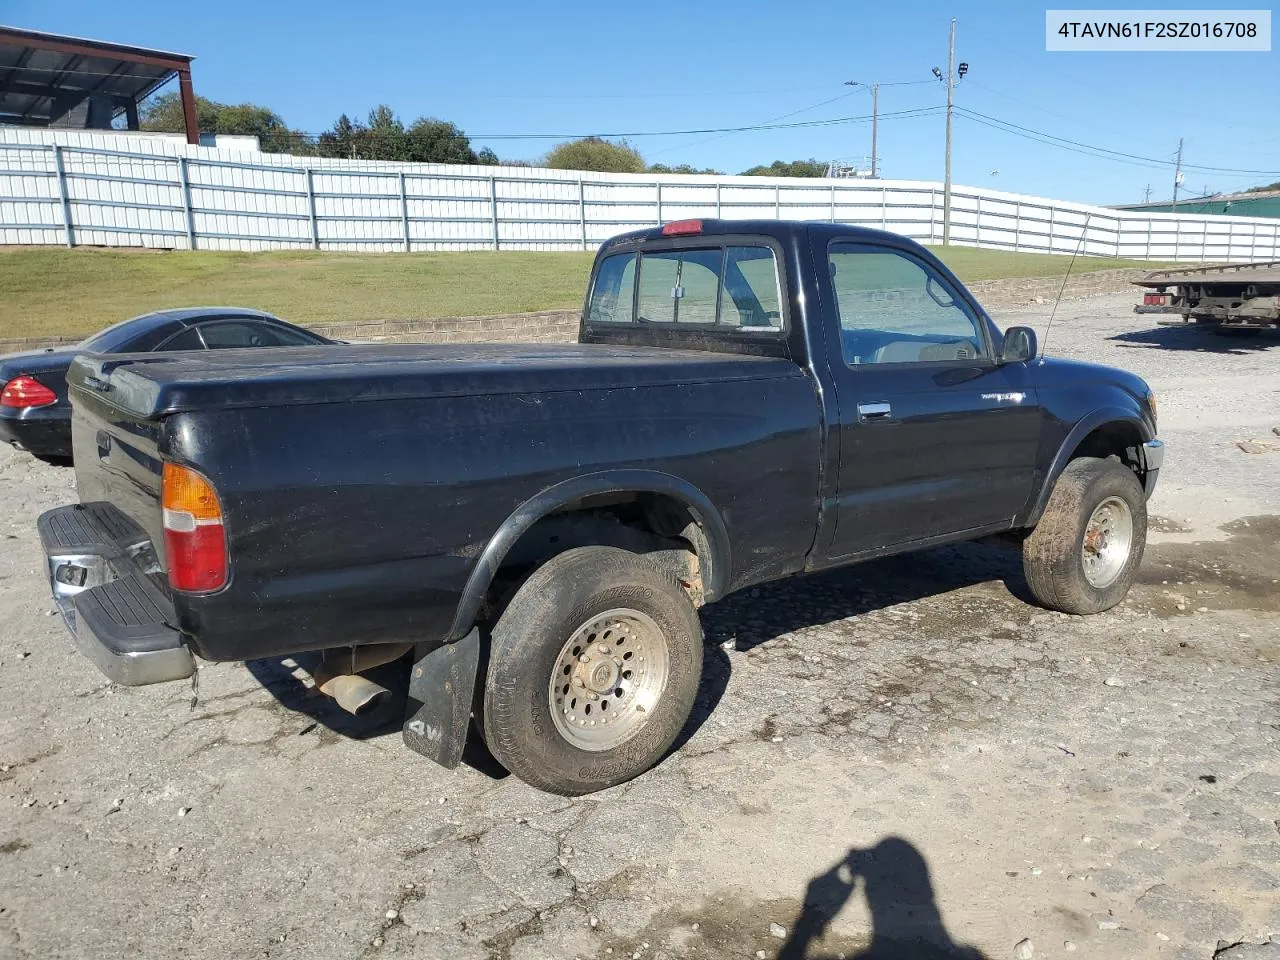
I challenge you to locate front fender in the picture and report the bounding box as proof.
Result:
[1019,407,1155,526]
[446,469,731,642]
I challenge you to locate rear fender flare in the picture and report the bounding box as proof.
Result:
[1020,408,1152,527]
[446,470,731,641]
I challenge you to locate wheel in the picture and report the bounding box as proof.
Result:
[481,546,704,795]
[1022,457,1147,615]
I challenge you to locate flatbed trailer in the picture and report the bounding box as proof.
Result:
[1134,261,1280,330]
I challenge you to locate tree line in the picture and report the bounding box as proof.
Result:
[140,95,832,177]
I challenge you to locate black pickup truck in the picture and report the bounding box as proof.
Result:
[37,219,1163,795]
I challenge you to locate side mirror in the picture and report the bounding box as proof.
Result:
[1001,326,1038,363]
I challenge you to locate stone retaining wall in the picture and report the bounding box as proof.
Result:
[0,270,1147,354]
[0,334,81,354]
[966,268,1145,309]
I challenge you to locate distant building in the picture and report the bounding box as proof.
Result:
[1115,189,1280,218]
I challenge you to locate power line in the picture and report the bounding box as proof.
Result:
[956,110,1180,172]
[963,79,1130,138]
[956,107,1280,177]
[284,106,947,143]
[647,90,858,158]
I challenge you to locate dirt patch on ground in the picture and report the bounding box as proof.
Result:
[1136,515,1280,616]
[1149,515,1194,534]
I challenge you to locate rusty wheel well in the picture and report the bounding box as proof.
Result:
[481,492,711,621]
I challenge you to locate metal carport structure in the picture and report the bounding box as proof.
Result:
[0,26,197,143]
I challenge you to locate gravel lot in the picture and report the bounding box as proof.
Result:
[1,294,1277,960]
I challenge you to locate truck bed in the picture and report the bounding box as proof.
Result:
[66,340,822,664]
[1132,260,1280,287]
[76,342,801,417]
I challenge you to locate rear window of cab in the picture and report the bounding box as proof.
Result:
[587,245,784,332]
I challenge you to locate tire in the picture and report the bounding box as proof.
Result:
[1022,457,1147,615]
[482,546,704,795]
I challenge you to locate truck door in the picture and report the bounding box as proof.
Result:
[818,241,1043,561]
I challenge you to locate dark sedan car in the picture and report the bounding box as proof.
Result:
[0,308,333,464]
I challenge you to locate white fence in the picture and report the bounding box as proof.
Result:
[2,128,1279,262]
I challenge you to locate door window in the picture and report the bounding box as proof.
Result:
[828,246,987,366]
[198,321,319,349]
[154,327,206,351]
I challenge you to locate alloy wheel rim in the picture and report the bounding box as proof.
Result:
[548,608,670,752]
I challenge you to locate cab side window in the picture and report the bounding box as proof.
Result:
[829,245,987,366]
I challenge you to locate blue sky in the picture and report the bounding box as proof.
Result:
[8,0,1278,204]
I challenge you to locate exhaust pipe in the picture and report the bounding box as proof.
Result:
[318,673,392,715]
[312,643,412,716]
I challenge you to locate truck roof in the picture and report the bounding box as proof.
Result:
[599,218,913,253]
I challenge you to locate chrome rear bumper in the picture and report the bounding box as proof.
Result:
[38,503,194,686]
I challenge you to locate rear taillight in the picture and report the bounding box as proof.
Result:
[1143,293,1169,306]
[1,376,58,409]
[162,463,227,592]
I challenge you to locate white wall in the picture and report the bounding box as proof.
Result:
[3,127,1278,261]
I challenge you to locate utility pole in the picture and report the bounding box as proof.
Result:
[843,80,880,178]
[1171,138,1184,211]
[1143,184,1152,203]
[943,18,956,244]
[870,82,879,178]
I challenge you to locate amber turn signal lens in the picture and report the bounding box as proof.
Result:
[163,462,223,521]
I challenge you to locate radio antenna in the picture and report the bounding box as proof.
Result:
[1041,212,1092,358]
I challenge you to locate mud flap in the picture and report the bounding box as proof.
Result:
[402,628,481,769]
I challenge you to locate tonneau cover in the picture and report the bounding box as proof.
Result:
[69,342,802,419]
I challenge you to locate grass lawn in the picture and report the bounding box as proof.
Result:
[0,246,1160,339]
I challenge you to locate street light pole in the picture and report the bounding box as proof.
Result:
[843,80,880,178]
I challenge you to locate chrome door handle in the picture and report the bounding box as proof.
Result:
[857,401,892,421]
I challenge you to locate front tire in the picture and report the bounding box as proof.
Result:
[1022,457,1147,615]
[482,546,704,795]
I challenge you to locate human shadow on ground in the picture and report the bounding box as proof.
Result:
[779,838,987,960]
[1107,325,1279,353]
[245,540,1028,778]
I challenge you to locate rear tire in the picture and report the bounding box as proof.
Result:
[482,546,703,795]
[1022,457,1147,615]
